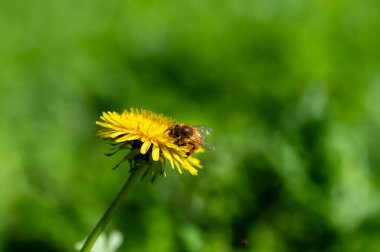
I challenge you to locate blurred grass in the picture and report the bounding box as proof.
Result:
[1,0,380,251]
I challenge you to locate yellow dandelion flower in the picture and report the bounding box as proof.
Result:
[96,108,206,176]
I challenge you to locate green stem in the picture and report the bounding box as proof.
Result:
[80,167,141,252]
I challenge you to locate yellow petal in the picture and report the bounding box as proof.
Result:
[188,156,203,169]
[103,111,121,126]
[172,153,184,164]
[116,134,141,142]
[182,160,198,175]
[110,131,129,138]
[161,146,174,169]
[152,145,160,161]
[140,141,152,154]
[174,160,183,174]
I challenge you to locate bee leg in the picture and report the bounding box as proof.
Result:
[188,142,196,152]
[165,127,172,134]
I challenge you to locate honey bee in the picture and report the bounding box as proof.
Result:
[167,124,214,156]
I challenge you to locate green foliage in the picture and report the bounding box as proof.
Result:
[1,0,380,251]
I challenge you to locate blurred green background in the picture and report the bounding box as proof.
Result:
[1,0,380,251]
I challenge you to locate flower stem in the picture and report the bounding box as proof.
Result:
[80,167,141,252]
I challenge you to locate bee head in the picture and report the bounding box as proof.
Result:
[168,124,182,138]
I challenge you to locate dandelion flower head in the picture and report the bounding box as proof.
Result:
[96,109,205,175]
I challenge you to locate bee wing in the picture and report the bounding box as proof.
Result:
[199,137,215,151]
[193,125,215,151]
[193,125,213,136]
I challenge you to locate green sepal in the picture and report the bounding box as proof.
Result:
[112,148,141,170]
[151,156,166,183]
[141,156,153,181]
[105,142,131,156]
